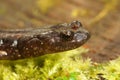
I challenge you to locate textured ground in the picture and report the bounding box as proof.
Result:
[0,0,119,63]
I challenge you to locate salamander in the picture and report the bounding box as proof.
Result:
[0,21,90,60]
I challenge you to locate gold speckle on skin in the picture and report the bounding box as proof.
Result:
[33,52,36,55]
[33,47,38,50]
[25,47,29,50]
[41,42,43,45]
[0,51,7,56]
[18,54,21,57]
[15,50,19,52]
[30,45,33,48]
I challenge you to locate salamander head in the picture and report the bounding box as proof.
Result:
[59,21,90,42]
[45,21,91,52]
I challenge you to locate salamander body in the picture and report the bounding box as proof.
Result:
[0,21,90,60]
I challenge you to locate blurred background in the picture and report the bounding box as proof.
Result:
[0,0,119,62]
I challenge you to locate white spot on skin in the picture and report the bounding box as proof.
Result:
[11,40,18,46]
[25,48,29,50]
[0,40,3,46]
[0,51,7,56]
[41,31,53,35]
[50,38,55,43]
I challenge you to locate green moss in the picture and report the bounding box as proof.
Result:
[0,47,120,80]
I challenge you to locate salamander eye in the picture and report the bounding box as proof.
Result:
[60,31,74,41]
[70,21,82,30]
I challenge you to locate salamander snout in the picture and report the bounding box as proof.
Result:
[59,20,90,42]
[72,31,90,43]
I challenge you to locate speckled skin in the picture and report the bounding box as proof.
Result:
[0,21,90,60]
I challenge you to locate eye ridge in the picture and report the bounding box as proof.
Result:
[70,21,82,30]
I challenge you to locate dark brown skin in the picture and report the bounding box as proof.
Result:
[0,21,90,60]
